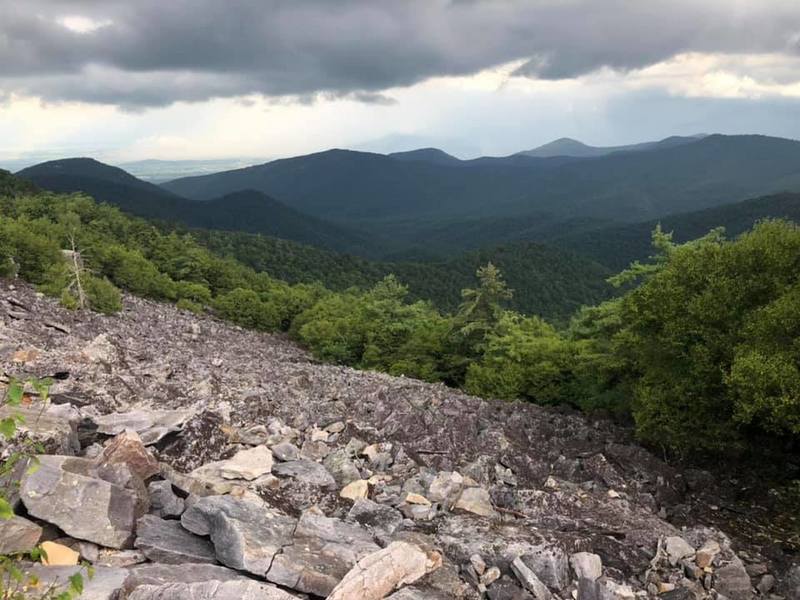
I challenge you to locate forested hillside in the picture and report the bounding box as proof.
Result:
[2,171,798,466]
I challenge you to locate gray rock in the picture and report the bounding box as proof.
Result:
[347,498,404,536]
[271,441,300,462]
[0,403,80,455]
[570,552,602,581]
[219,445,273,480]
[517,545,569,591]
[148,480,185,517]
[428,471,465,506]
[300,439,330,461]
[453,487,496,518]
[0,515,42,554]
[25,565,128,600]
[272,459,336,488]
[20,455,141,548]
[486,576,535,600]
[181,495,296,577]
[127,580,299,599]
[323,449,362,486]
[135,514,217,564]
[715,557,754,600]
[122,563,248,592]
[93,409,194,445]
[511,556,552,600]
[267,509,380,597]
[96,430,160,480]
[665,536,695,566]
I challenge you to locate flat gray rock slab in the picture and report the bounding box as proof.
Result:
[135,514,217,564]
[20,455,139,548]
[127,580,300,600]
[181,495,296,577]
[26,565,128,600]
[0,515,42,554]
[93,409,194,445]
[272,459,335,487]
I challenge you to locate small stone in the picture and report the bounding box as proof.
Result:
[454,487,496,518]
[272,459,336,488]
[607,489,621,498]
[695,540,720,569]
[511,556,552,600]
[404,492,431,506]
[270,442,300,462]
[325,421,346,434]
[219,445,273,481]
[341,479,369,500]
[715,557,753,600]
[470,554,487,575]
[0,516,42,554]
[41,541,80,566]
[665,536,695,566]
[347,499,404,536]
[309,428,329,442]
[148,481,185,518]
[757,573,775,595]
[135,515,217,564]
[97,430,160,480]
[569,552,602,581]
[300,439,330,461]
[482,566,502,586]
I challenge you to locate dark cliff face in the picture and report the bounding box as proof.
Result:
[1,279,793,598]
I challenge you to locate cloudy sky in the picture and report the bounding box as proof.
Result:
[2,0,800,164]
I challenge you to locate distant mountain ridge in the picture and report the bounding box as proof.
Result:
[518,134,707,158]
[17,158,380,256]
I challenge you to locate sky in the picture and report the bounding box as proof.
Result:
[2,0,800,165]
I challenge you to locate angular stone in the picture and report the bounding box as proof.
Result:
[695,540,720,569]
[187,461,241,494]
[95,548,147,568]
[219,445,273,480]
[341,479,369,500]
[454,487,496,518]
[518,545,569,591]
[715,557,754,600]
[41,541,80,566]
[300,439,330,461]
[135,515,217,564]
[267,509,379,597]
[93,409,194,445]
[328,541,443,600]
[181,495,296,577]
[26,565,128,600]
[665,536,695,566]
[570,552,602,581]
[323,449,362,486]
[0,403,80,455]
[0,515,42,554]
[428,471,464,506]
[127,580,300,600]
[97,430,160,480]
[511,557,552,600]
[148,480,185,517]
[20,455,140,548]
[347,499,404,536]
[272,459,336,487]
[271,441,300,462]
[122,563,248,594]
[404,492,431,506]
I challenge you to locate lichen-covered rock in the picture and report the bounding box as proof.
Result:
[272,459,336,487]
[20,455,141,548]
[347,498,404,536]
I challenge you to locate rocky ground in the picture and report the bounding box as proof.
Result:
[0,279,797,599]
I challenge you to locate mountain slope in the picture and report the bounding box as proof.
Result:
[17,159,381,256]
[518,134,704,157]
[556,191,800,270]
[162,135,800,238]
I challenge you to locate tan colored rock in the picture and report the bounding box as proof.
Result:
[327,541,442,600]
[695,540,721,569]
[340,479,369,500]
[41,541,80,566]
[454,487,496,517]
[404,492,431,506]
[219,445,273,481]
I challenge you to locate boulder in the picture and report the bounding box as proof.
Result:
[267,509,380,596]
[127,580,300,600]
[428,471,464,506]
[135,514,217,564]
[327,541,443,600]
[0,403,80,455]
[93,409,194,445]
[695,539,720,569]
[20,455,141,548]
[25,565,128,600]
[511,557,552,600]
[271,441,300,462]
[516,545,569,591]
[664,536,695,566]
[347,499,404,536]
[323,449,362,486]
[272,459,336,488]
[121,563,248,595]
[340,479,369,500]
[453,487,496,518]
[714,557,754,600]
[97,430,160,480]
[40,541,80,566]
[147,480,185,517]
[219,445,273,481]
[181,495,296,577]
[0,515,42,554]
[570,552,602,581]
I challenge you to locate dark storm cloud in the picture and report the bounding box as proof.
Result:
[1,0,799,108]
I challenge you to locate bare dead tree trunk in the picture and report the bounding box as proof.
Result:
[68,233,87,310]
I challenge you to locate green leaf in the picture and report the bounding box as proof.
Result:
[7,381,24,406]
[68,573,84,594]
[0,417,16,439]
